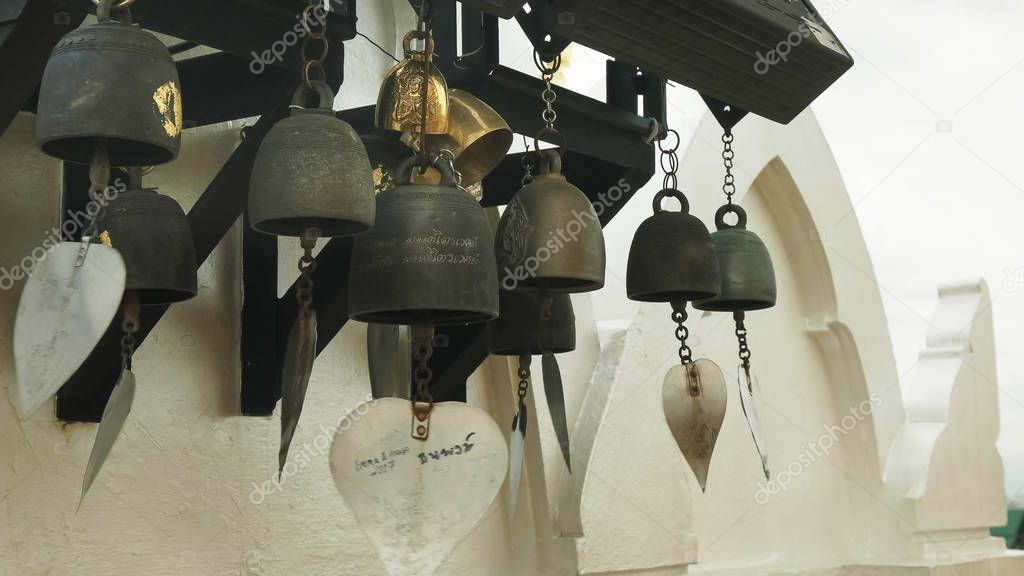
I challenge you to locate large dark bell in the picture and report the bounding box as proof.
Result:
[489,292,576,356]
[627,188,720,303]
[95,188,197,304]
[249,81,374,237]
[36,2,182,166]
[494,150,605,293]
[348,157,499,326]
[694,204,776,312]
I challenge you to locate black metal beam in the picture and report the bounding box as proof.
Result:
[54,0,355,73]
[240,218,280,416]
[0,0,83,137]
[56,88,295,422]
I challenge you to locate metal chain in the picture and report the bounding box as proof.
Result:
[534,52,561,135]
[671,301,693,365]
[437,149,464,189]
[658,129,680,191]
[300,1,330,88]
[296,229,319,324]
[722,131,736,204]
[412,328,435,405]
[120,292,140,370]
[517,354,531,406]
[735,312,752,382]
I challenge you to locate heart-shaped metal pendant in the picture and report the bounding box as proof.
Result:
[662,358,727,492]
[14,242,126,415]
[278,310,318,475]
[329,398,507,576]
[738,365,770,480]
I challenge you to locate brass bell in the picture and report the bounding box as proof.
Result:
[407,89,512,186]
[349,157,499,325]
[627,188,720,303]
[249,81,375,237]
[36,0,182,166]
[95,185,197,304]
[694,204,776,312]
[489,292,575,356]
[495,150,605,293]
[375,31,450,134]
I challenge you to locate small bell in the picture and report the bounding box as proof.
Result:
[349,156,499,325]
[36,0,182,166]
[375,31,450,135]
[495,150,605,293]
[626,188,720,303]
[249,81,375,237]
[489,291,576,478]
[694,204,776,312]
[95,173,197,304]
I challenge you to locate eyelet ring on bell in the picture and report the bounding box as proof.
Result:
[403,30,434,58]
[95,0,132,23]
[92,0,134,9]
[394,155,456,188]
[715,203,748,230]
[652,188,690,215]
[289,80,335,113]
[532,127,567,157]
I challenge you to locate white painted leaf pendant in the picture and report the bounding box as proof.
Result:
[14,243,126,415]
[329,398,508,576]
[738,365,770,480]
[80,368,135,507]
[662,358,727,492]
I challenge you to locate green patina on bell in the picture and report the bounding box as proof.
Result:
[694,204,776,312]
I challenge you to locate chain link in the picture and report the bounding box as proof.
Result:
[658,129,680,191]
[534,52,561,134]
[517,354,531,405]
[413,328,435,405]
[671,302,693,365]
[300,1,330,88]
[120,292,140,369]
[82,141,110,241]
[735,313,752,383]
[296,229,319,322]
[721,131,736,204]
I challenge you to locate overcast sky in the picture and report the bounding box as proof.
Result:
[491,0,1024,501]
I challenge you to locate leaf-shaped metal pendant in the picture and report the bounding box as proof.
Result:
[662,359,727,492]
[508,400,528,516]
[738,365,770,480]
[542,351,571,472]
[279,310,318,475]
[80,368,135,508]
[329,398,507,576]
[367,323,411,400]
[14,242,126,415]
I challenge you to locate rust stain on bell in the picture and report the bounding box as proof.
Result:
[153,81,183,138]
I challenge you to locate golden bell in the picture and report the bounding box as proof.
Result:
[375,31,449,134]
[409,89,512,186]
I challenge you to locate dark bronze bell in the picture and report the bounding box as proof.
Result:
[489,292,575,356]
[249,81,375,237]
[348,157,499,325]
[694,204,776,312]
[627,188,720,303]
[495,150,605,293]
[36,0,182,166]
[95,186,197,304]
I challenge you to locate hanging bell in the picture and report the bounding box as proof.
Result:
[495,150,605,293]
[694,205,776,312]
[349,156,499,325]
[36,0,182,166]
[375,31,450,134]
[489,292,575,356]
[249,81,375,237]
[627,189,720,303]
[94,186,197,304]
[411,89,512,186]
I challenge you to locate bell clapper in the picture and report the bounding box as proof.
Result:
[410,325,436,441]
[76,141,111,267]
